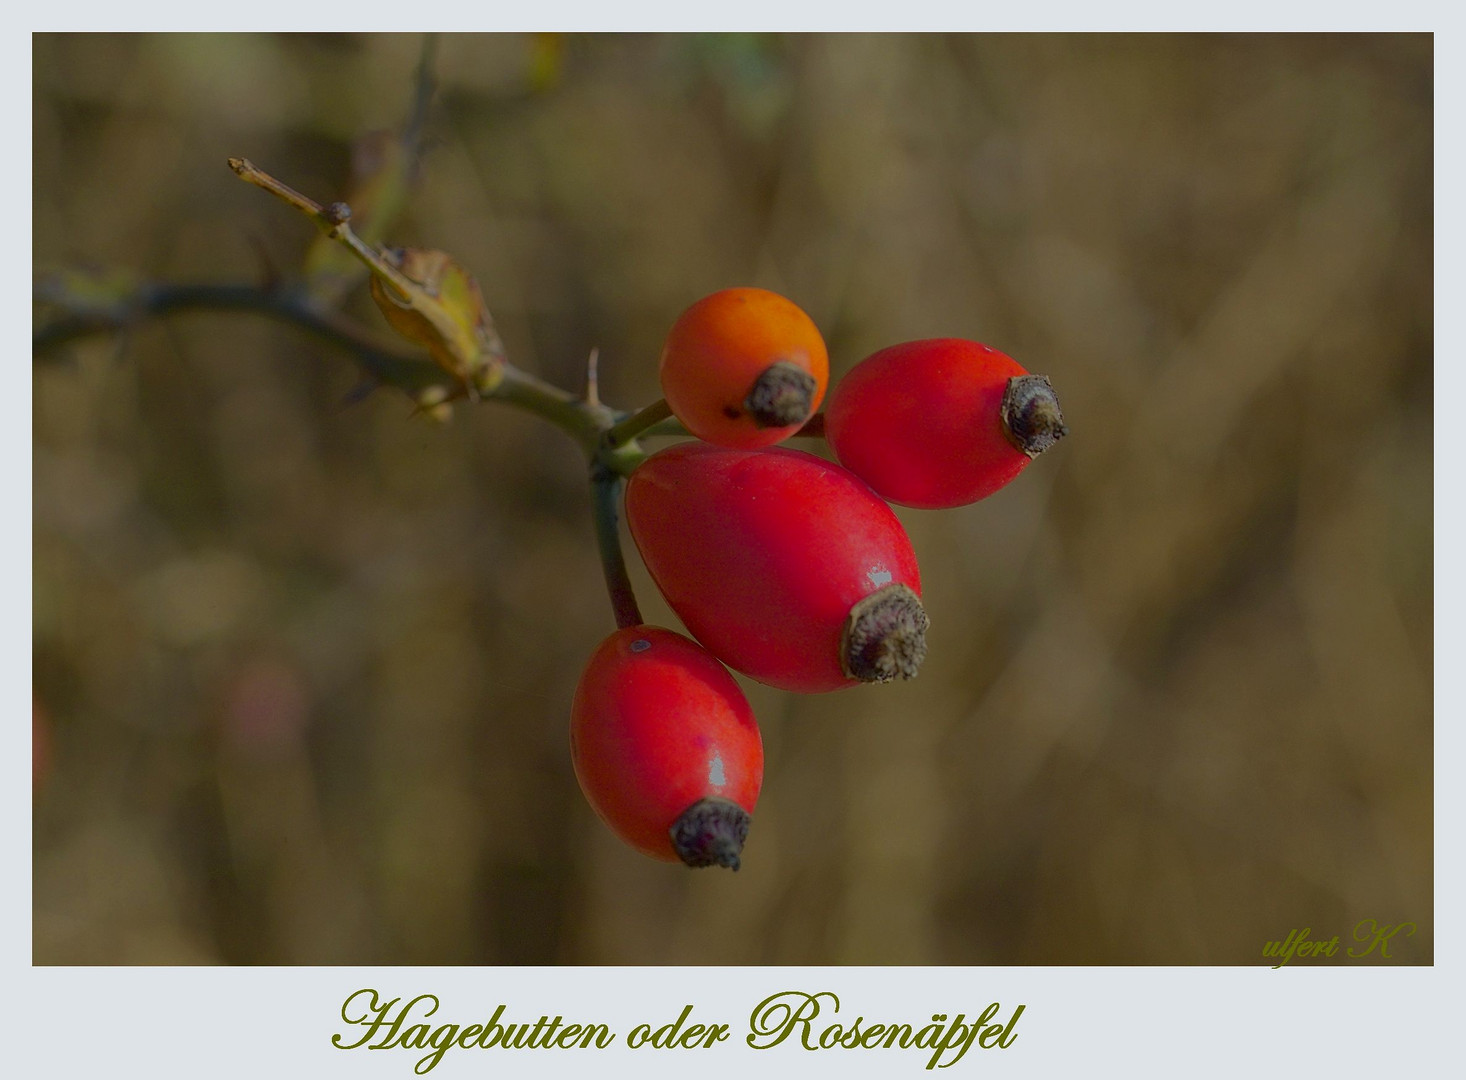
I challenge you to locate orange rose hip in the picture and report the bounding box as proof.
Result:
[659,287,829,449]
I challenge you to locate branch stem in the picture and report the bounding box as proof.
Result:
[491,363,609,456]
[590,464,643,630]
[605,397,673,448]
[34,275,655,480]
[41,149,666,632]
[228,157,398,293]
[33,280,445,393]
[227,157,327,220]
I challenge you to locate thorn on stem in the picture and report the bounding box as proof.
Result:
[586,346,601,408]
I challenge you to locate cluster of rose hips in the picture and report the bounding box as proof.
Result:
[571,288,1066,871]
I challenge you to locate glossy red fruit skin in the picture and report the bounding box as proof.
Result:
[826,338,1033,509]
[626,443,922,693]
[571,626,762,863]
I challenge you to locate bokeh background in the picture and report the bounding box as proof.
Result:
[33,33,1432,964]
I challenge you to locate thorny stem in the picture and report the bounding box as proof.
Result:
[32,280,445,393]
[229,158,429,308]
[34,272,655,624]
[33,275,650,471]
[35,153,669,628]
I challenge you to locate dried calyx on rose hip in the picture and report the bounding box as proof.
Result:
[659,287,829,449]
[626,443,928,694]
[571,626,763,869]
[825,338,1067,509]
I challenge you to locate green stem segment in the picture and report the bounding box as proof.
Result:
[605,397,673,449]
[590,464,643,631]
[494,363,609,456]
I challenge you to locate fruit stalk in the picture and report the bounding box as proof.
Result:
[605,398,673,449]
[590,463,643,630]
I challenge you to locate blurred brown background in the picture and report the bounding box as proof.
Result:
[33,33,1432,964]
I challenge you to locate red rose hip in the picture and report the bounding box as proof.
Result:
[626,443,928,693]
[825,338,1066,509]
[571,625,763,869]
[659,287,829,449]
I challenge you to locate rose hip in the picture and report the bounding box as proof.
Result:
[571,625,763,869]
[626,443,928,693]
[825,338,1066,509]
[659,287,829,449]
